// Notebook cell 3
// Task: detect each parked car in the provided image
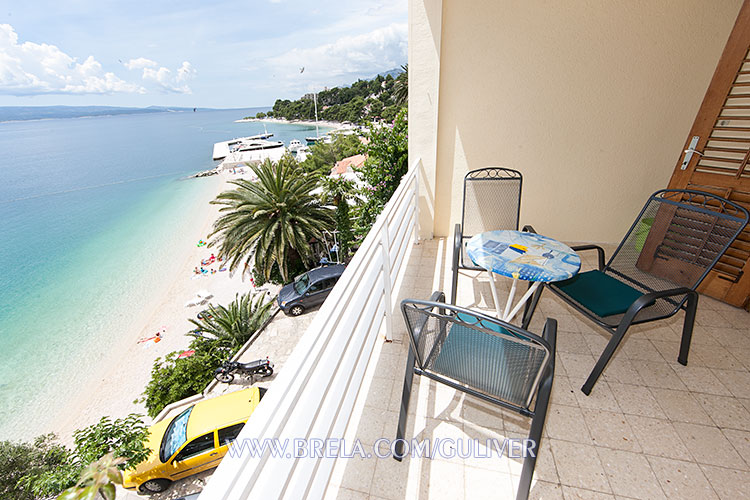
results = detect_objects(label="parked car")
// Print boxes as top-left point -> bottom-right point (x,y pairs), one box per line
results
277,264 -> 346,316
122,386 -> 265,495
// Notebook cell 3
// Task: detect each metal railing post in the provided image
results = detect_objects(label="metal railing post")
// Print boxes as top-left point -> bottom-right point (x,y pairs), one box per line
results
380,222 -> 394,342
414,162 -> 420,245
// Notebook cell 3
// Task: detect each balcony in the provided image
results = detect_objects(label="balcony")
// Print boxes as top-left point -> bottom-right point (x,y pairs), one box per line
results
201,160 -> 750,500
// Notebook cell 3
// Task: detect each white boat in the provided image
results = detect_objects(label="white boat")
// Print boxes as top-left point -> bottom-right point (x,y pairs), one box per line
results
218,139 -> 287,170
212,133 -> 276,160
288,139 -> 303,152
295,146 -> 311,162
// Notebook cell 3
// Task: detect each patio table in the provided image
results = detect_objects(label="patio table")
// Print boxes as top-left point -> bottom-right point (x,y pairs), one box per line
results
466,230 -> 581,321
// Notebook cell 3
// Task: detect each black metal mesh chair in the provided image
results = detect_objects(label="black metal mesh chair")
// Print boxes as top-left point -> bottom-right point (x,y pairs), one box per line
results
524,189 -> 749,395
395,292 -> 557,500
451,168 -> 535,305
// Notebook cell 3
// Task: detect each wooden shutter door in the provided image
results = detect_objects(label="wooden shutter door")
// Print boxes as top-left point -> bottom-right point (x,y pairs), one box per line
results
668,0 -> 750,309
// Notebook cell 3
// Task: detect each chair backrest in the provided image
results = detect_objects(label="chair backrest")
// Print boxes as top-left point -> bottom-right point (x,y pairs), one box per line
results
461,168 -> 522,238
606,189 -> 749,318
401,298 -> 552,411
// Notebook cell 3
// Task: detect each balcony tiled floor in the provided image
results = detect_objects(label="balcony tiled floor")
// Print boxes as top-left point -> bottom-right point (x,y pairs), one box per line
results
326,238 -> 750,500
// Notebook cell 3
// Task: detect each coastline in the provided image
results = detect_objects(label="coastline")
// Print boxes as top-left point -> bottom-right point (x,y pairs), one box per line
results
25,172 -> 255,445
235,117 -> 344,130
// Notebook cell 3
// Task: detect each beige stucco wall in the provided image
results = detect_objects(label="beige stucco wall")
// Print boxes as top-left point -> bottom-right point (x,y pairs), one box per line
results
411,0 -> 744,242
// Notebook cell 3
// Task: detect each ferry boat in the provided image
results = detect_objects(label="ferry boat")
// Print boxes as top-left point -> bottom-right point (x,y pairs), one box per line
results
288,139 -> 303,152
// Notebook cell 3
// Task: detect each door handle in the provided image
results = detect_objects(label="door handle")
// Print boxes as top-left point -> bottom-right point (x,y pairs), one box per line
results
681,136 -> 702,170
210,452 -> 218,456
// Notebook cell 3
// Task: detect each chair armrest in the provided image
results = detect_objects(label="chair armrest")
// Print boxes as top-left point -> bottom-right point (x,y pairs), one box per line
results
451,225 -> 462,305
541,317 -> 557,356
570,244 -> 606,271
621,287 -> 696,325
521,225 -> 537,234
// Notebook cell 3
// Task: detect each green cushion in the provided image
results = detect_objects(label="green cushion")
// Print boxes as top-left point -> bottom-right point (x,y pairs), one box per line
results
555,270 -> 646,317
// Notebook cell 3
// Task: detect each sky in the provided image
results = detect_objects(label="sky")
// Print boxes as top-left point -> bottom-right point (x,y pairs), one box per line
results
0,0 -> 407,108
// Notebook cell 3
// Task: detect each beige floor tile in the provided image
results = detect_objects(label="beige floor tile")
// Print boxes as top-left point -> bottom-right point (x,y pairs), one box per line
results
581,333 -> 609,357
700,465 -> 750,500
545,404 -> 593,444
558,330 -> 595,354
600,357 -> 644,386
695,393 -> 750,431
560,486 -> 616,499
671,365 -> 732,396
463,465 -> 515,499
622,339 -> 665,361
420,458 -> 466,500
712,369 -> 750,399
700,326 -> 750,350
458,396 -> 505,431
649,341 -> 683,364
633,362 -> 687,391
560,352 -> 598,381
572,382 -> 621,413
551,375 -> 580,407
609,383 -> 667,419
331,487 -> 370,500
648,388 -> 712,425
369,455 -> 412,500
550,439 -> 612,493
672,422 -> 746,469
339,455 -> 377,493
626,415 -> 692,461
690,344 -> 746,371
528,480 -> 564,500
583,409 -> 641,452
596,447 -> 666,499
695,308 -> 734,329
647,456 -> 718,500
721,428 -> 750,467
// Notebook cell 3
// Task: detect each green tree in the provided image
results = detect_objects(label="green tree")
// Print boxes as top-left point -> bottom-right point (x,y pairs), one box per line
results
256,111 -> 266,119
300,135 -> 362,176
8,415 -> 150,499
210,155 -> 334,281
0,434 -> 69,500
189,292 -> 274,350
57,453 -> 124,500
355,108 -> 409,235
320,176 -> 356,260
392,65 -> 408,107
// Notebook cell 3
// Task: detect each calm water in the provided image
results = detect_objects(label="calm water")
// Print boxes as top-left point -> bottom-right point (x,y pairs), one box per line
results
0,109 -> 323,438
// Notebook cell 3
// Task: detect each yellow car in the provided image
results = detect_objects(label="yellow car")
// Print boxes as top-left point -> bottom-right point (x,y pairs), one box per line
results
123,386 -> 265,494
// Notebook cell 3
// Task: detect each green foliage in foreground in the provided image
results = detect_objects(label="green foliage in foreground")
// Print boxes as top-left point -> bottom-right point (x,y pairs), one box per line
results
57,453 -> 124,500
1,415 -> 149,500
139,292 -> 275,418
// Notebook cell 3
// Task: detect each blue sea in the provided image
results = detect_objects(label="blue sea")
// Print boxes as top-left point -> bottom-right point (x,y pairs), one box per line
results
0,109 -> 324,439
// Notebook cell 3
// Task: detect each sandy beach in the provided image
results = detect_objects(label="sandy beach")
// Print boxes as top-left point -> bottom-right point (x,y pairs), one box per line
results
236,116 -> 344,130
45,171 -> 260,445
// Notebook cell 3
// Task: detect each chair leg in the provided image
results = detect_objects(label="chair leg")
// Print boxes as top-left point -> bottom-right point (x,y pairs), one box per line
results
678,291 -> 699,365
394,348 -> 416,461
450,224 -> 462,305
521,283 -> 544,330
581,322 -> 631,395
516,365 -> 553,500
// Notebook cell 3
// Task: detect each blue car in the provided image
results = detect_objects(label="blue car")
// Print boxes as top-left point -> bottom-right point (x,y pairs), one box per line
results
277,264 -> 346,316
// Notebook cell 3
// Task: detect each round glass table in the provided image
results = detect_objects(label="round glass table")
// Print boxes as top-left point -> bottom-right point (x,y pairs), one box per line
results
466,230 -> 581,321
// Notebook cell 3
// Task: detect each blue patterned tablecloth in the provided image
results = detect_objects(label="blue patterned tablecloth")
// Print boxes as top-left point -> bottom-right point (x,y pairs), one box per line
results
466,230 -> 581,282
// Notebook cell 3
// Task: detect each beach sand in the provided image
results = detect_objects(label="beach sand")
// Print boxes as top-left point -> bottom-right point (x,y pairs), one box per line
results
236,117 -> 344,130
50,171 -> 261,444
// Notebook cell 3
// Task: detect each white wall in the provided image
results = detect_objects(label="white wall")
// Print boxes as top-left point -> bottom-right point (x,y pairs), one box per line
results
411,0 -> 744,242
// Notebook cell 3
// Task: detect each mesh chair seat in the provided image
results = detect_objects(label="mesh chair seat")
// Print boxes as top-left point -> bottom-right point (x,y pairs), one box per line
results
395,292 -> 557,500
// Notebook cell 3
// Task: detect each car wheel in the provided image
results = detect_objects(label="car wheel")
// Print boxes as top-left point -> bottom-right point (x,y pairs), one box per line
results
139,478 -> 171,494
289,305 -> 305,316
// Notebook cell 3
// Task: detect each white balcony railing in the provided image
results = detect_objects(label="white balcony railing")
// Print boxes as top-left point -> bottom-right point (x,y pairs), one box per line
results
201,158 -> 422,499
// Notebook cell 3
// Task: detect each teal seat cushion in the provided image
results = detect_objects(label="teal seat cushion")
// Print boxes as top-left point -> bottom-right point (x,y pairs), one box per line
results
555,270 -> 646,317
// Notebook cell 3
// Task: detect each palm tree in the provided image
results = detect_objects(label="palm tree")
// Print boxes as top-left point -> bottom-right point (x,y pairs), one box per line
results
392,64 -> 408,107
210,155 -> 334,281
189,292 -> 274,350
320,176 -> 356,260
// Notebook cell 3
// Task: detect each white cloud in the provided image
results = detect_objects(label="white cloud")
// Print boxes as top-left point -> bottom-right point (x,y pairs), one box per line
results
266,23 -> 406,93
0,24 -> 143,96
124,57 -> 157,70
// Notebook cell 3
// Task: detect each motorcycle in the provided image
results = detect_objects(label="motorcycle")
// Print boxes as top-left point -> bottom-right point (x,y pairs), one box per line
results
214,357 -> 274,383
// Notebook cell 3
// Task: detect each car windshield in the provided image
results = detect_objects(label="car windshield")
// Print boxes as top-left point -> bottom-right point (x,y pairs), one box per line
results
159,406 -> 193,462
293,273 -> 310,294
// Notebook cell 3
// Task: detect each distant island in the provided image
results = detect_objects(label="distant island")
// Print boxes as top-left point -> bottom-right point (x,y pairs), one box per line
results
0,105 -> 210,123
250,66 -> 407,124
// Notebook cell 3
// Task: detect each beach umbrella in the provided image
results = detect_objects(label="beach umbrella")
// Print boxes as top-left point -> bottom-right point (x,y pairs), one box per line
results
178,350 -> 196,359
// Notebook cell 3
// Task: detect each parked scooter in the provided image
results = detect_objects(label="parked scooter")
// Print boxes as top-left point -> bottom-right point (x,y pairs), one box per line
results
214,357 -> 274,383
